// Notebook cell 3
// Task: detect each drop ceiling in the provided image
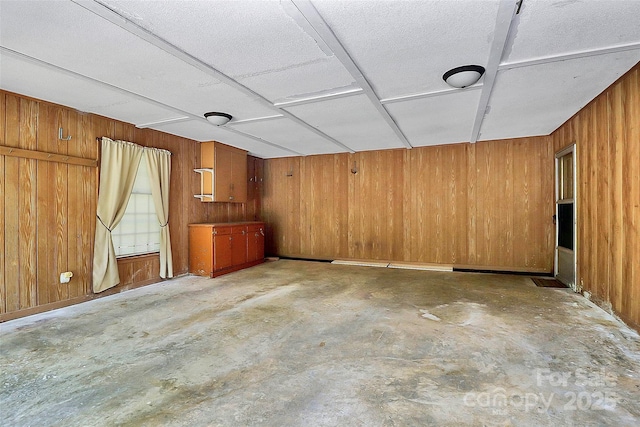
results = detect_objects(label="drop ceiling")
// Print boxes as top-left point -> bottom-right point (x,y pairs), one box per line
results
1,0 -> 639,159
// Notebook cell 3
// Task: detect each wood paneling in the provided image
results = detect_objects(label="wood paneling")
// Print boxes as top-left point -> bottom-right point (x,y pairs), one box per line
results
407,144 -> 468,264
1,90 -> 262,320
0,146 -> 98,167
299,153 -> 349,258
262,157 -> 302,257
0,94 -> 5,313
552,62 -> 640,330
471,138 -> 554,270
246,156 -> 264,221
262,138 -> 555,272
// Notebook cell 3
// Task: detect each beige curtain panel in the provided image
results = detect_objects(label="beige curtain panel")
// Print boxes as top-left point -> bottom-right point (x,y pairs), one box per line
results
93,138 -> 143,293
144,147 -> 174,279
92,137 -> 173,293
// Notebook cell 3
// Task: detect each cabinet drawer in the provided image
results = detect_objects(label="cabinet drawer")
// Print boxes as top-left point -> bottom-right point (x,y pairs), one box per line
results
231,225 -> 248,235
212,226 -> 232,236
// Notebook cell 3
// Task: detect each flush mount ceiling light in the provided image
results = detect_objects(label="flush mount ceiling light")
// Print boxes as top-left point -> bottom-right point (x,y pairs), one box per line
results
204,112 -> 232,126
442,65 -> 486,88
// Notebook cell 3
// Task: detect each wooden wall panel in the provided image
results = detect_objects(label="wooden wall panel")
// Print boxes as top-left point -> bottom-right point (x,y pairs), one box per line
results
262,157 -> 302,257
346,150 -> 406,261
616,65 -> 639,326
35,103 -> 51,306
407,144 -> 468,264
300,153 -> 349,259
77,113 -> 97,298
626,67 -> 639,326
0,93 -> 5,313
247,156 -> 264,222
552,62 -> 640,330
19,99 -> 38,309
262,158 -> 279,255
4,94 -> 23,312
1,89 -> 262,320
472,137 -> 553,270
262,138 -> 555,271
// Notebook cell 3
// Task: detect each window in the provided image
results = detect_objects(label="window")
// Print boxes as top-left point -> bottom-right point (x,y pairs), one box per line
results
111,158 -> 160,257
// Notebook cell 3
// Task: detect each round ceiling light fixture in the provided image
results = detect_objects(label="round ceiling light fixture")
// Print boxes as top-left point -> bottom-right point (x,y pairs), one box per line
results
442,65 -> 486,88
204,112 -> 232,126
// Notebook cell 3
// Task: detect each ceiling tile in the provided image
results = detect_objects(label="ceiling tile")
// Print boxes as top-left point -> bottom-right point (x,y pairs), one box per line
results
150,120 -> 297,158
237,59 -> 357,104
1,0 -> 639,158
100,0 -> 356,102
503,0 -> 640,64
0,53 -> 181,125
230,118 -> 345,156
286,94 -> 405,151
0,0 -> 276,120
310,0 -> 500,99
385,90 -> 482,147
480,50 -> 640,141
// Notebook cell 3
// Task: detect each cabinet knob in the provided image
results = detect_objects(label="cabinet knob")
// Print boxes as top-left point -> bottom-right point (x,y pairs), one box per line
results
242,230 -> 246,235
229,196 -> 234,200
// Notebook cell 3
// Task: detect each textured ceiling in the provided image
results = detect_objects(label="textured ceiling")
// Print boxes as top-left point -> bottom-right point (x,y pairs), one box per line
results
1,0 -> 639,158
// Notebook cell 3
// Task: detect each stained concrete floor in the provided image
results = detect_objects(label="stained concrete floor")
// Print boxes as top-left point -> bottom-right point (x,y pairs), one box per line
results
1,260 -> 640,426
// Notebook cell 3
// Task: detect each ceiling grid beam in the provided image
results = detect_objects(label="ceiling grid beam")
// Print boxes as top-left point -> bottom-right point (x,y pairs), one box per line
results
469,0 -> 520,143
380,86 -> 483,105
288,0 -> 413,149
0,46 -> 301,157
498,41 -> 640,71
72,0 -> 356,154
273,88 -> 364,108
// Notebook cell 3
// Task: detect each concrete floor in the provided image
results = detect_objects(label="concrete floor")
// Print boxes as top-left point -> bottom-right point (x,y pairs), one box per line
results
1,260 -> 639,426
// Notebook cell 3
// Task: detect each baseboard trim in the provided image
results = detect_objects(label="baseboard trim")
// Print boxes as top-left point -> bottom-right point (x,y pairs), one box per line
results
275,255 -> 551,276
0,274 -> 190,323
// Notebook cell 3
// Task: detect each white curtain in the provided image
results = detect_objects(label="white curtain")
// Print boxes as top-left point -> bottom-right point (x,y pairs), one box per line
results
93,138 -> 143,293
144,147 -> 173,279
93,137 -> 173,293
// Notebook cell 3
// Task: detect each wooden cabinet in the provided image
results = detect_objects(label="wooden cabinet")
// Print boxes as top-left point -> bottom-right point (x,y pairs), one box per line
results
212,227 -> 232,272
189,222 -> 265,277
247,223 -> 265,263
230,225 -> 248,267
194,142 -> 247,203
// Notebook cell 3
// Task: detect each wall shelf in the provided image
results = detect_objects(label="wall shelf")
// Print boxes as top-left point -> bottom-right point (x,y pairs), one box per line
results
194,168 -> 214,201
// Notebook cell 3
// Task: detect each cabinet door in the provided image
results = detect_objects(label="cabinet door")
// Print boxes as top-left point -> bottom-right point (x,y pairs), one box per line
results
214,147 -> 233,202
213,233 -> 233,272
198,142 -> 247,203
230,150 -> 247,203
189,226 -> 213,276
231,227 -> 248,266
255,226 -> 265,261
247,225 -> 264,262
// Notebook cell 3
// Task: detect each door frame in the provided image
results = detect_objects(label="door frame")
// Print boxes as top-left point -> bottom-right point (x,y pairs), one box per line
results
554,143 -> 578,291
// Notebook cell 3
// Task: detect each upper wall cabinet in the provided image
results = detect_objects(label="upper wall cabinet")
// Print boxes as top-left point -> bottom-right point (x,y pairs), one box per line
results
195,142 -> 247,203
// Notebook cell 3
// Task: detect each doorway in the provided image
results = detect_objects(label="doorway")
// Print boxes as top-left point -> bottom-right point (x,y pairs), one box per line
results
555,145 -> 577,289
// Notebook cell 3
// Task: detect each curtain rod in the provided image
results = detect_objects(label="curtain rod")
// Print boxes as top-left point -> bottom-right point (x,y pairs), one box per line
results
97,136 -> 172,155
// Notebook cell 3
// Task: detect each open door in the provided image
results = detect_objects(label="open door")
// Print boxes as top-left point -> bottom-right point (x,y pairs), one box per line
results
555,145 -> 577,289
